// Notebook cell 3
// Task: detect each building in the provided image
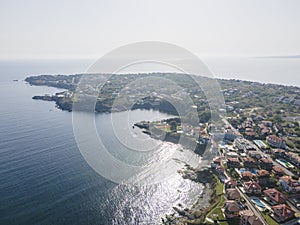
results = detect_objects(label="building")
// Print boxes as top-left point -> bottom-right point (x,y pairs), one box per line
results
273,123 -> 283,133
280,176 -> 300,193
224,129 -> 238,141
242,171 -> 254,181
235,138 -> 248,152
256,169 -> 270,178
263,188 -> 286,205
257,170 -> 270,186
224,201 -> 240,218
285,152 -> 300,168
243,157 -> 257,168
225,179 -> 237,189
272,166 -> 285,177
274,149 -> 286,158
244,181 -> 262,195
259,158 -> 273,171
216,165 -> 225,174
226,188 -> 241,200
248,151 -> 262,160
240,210 -> 263,225
213,157 -> 221,165
226,152 -> 239,158
266,135 -> 286,149
271,204 -> 295,223
262,120 -> 273,127
294,99 -> 300,106
227,158 -> 240,168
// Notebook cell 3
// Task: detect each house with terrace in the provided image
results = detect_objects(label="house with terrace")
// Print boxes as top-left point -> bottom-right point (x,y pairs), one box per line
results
272,166 -> 285,177
239,210 -> 263,225
263,188 -> 286,206
227,157 -> 240,168
248,151 -> 262,160
224,129 -> 238,142
212,157 -> 221,165
259,158 -> 273,171
257,170 -> 270,186
273,149 -> 286,158
244,181 -> 262,195
262,120 -> 273,127
242,157 -> 257,169
266,135 -> 286,149
286,152 -> 300,168
242,171 -> 254,181
226,188 -> 241,200
225,179 -> 237,189
224,201 -> 240,218
280,176 -> 300,193
256,169 -> 270,178
271,204 -> 295,223
244,128 -> 258,140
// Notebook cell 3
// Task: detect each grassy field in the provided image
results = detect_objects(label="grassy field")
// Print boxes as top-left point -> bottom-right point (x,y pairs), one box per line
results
261,212 -> 279,225
206,177 -> 228,224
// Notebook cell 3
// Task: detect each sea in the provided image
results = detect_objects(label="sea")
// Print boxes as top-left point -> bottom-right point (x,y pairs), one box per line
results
0,57 -> 299,225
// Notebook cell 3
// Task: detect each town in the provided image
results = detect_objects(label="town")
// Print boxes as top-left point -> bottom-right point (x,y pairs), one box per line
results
157,110 -> 300,225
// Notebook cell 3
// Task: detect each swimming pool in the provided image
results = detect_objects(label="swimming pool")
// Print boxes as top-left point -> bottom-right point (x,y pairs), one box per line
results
252,198 -> 266,209
253,140 -> 268,149
278,158 -> 294,169
239,168 -> 257,174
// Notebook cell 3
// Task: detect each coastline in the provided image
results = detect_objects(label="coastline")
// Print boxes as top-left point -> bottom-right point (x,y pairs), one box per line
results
134,121 -> 209,156
162,167 -> 220,224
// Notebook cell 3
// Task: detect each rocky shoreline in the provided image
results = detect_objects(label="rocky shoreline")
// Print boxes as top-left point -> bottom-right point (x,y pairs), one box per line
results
134,121 -> 209,156
162,167 -> 218,225
32,92 -> 180,115
133,122 -> 217,224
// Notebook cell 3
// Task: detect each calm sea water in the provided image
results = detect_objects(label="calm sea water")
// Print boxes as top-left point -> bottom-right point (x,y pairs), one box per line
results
204,56 -> 300,87
0,57 -> 299,224
0,60 -> 203,225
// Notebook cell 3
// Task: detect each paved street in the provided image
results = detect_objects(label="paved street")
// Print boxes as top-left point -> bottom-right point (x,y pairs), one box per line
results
236,187 -> 268,225
222,117 -> 296,177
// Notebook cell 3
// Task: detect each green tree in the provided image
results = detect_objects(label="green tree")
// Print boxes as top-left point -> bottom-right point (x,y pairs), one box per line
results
169,120 -> 177,132
273,114 -> 282,123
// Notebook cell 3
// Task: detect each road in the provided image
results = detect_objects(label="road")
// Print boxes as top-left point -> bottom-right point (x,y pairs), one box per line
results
222,117 -> 296,177
271,159 -> 295,177
221,117 -> 299,224
236,187 -> 268,225
220,163 -> 267,225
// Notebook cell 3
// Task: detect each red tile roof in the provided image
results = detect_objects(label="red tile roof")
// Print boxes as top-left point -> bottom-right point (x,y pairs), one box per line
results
217,165 -> 225,172
225,179 -> 237,186
225,201 -> 240,212
260,158 -> 273,164
242,171 -> 254,179
272,166 -> 284,174
263,188 -> 286,203
243,157 -> 256,163
228,158 -> 239,162
267,135 -> 285,143
271,204 -> 295,218
257,170 -> 270,177
280,176 -> 300,187
213,157 -> 221,163
244,181 -> 262,192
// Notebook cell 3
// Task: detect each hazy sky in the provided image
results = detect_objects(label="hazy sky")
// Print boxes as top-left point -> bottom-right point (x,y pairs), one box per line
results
0,0 -> 300,59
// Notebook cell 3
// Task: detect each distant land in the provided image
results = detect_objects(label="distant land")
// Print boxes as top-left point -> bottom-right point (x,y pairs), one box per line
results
257,55 -> 300,59
25,72 -> 300,150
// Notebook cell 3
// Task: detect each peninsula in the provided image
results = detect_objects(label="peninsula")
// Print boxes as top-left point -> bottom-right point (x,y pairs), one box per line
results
26,73 -> 300,224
